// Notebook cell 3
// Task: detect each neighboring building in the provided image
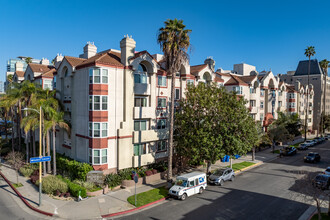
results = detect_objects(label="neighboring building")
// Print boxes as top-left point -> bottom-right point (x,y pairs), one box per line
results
0,81 -> 4,94
279,59 -> 330,131
24,62 -> 56,90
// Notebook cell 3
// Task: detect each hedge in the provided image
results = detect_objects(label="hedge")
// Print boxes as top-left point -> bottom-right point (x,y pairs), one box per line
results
57,175 -> 87,198
56,153 -> 93,181
36,175 -> 68,195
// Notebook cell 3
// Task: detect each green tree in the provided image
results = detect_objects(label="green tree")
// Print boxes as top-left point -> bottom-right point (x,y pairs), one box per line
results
157,19 -> 191,180
274,112 -> 301,137
175,83 -> 258,173
304,46 -> 316,140
267,123 -> 293,153
319,59 -> 329,135
7,75 -> 13,84
5,151 -> 24,184
25,57 -> 33,64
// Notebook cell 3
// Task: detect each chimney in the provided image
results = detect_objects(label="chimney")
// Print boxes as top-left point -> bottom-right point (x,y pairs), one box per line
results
204,57 -> 215,71
79,42 -> 97,59
15,62 -> 24,71
54,54 -> 64,69
40,58 -> 50,65
120,35 -> 136,66
295,80 -> 300,91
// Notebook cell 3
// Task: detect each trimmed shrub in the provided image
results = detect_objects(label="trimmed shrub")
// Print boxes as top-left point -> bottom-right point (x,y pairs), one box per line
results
119,168 -> 135,180
19,163 -> 38,177
73,180 -> 96,191
56,153 -> 93,181
58,175 -> 87,198
39,175 -> 68,195
145,170 -> 153,176
104,173 -> 122,188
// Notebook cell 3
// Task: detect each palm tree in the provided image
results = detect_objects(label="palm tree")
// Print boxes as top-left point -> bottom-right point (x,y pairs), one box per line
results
25,57 -> 33,64
319,59 -> 329,135
157,19 -> 191,180
48,110 -> 70,175
304,46 -> 316,141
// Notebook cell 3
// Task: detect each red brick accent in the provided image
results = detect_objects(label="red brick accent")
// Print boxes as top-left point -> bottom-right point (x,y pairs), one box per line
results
76,133 -> 90,140
63,100 -> 71,103
89,138 -> 108,148
289,99 -> 295,102
93,164 -> 108,171
288,108 -> 295,112
89,84 -> 108,95
89,111 -> 108,122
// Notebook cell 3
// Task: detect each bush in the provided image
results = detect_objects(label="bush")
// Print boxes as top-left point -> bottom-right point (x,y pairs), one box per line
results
58,175 -> 87,198
104,173 -> 122,188
38,175 -> 68,195
73,180 -> 96,192
119,168 -> 135,180
148,161 -> 168,172
145,170 -> 153,176
19,163 -> 38,177
56,153 -> 93,181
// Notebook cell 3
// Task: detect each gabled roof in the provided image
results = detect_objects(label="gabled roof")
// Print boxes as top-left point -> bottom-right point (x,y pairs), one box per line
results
15,71 -> 25,78
190,64 -> 208,75
224,75 -> 249,86
129,50 -> 159,64
76,51 -> 123,70
286,85 -> 296,93
65,56 -> 86,67
240,75 -> 257,84
294,59 -> 323,76
42,69 -> 56,78
28,63 -> 54,74
214,75 -> 224,83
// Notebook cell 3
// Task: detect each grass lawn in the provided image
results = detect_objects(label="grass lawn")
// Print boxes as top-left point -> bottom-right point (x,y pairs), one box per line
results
127,186 -> 168,207
228,161 -> 255,171
12,182 -> 23,188
311,213 -> 330,220
290,141 -> 304,148
272,149 -> 280,154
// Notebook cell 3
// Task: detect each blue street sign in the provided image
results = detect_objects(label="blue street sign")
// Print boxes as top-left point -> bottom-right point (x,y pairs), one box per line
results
30,156 -> 51,163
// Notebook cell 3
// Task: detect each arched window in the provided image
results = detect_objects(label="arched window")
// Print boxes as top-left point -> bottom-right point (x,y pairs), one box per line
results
64,68 -> 68,77
134,64 -> 147,84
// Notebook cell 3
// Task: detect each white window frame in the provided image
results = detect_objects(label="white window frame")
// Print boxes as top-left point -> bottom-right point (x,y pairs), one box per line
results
89,148 -> 107,165
260,89 -> 265,96
133,143 -> 147,156
89,95 -> 108,111
89,68 -> 108,84
157,97 -> 167,108
43,79 -> 53,90
233,86 -> 242,95
134,120 -> 147,131
250,100 -> 256,107
157,140 -> 167,152
158,76 -> 166,87
175,88 -> 180,100
134,97 -> 148,107
157,119 -> 166,130
260,101 -> 264,109
89,122 -> 108,138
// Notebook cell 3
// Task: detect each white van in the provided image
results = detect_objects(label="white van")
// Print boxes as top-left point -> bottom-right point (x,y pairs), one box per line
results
169,172 -> 207,200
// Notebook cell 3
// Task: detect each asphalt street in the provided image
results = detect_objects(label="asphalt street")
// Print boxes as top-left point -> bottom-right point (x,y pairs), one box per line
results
117,140 -> 330,220
0,177 -> 46,220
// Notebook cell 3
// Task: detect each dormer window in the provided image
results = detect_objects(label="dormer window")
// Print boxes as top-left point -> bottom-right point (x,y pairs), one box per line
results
134,64 -> 147,84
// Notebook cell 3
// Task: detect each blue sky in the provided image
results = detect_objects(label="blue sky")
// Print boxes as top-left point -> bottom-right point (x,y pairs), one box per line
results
1,0 -> 330,81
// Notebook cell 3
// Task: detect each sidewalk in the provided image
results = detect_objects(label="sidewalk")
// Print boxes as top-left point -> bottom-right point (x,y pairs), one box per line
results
0,143 -> 301,219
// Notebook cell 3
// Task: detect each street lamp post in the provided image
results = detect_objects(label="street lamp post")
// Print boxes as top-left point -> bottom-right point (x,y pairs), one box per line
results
23,107 -> 42,207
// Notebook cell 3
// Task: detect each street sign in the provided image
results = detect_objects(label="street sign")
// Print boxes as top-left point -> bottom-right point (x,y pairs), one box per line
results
134,174 -> 138,183
30,156 -> 51,163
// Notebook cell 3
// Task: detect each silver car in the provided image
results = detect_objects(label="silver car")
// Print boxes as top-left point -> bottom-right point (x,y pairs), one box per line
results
208,168 -> 235,186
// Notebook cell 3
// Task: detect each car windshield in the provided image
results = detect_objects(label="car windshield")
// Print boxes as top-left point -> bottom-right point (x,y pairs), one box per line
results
326,168 -> 330,172
175,179 -> 188,187
213,169 -> 225,176
308,153 -> 315,157
316,176 -> 327,181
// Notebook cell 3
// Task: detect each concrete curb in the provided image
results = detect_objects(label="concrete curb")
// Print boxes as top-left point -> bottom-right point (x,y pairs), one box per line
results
0,170 -> 54,217
235,162 -> 263,174
101,196 -> 168,218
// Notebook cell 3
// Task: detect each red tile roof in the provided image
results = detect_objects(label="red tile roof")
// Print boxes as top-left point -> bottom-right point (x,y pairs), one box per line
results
76,51 -> 123,69
240,75 -> 257,84
65,56 -> 86,67
15,71 -> 25,77
129,50 -> 159,64
190,64 -> 208,75
28,63 -> 54,74
224,75 -> 249,86
214,76 -> 224,83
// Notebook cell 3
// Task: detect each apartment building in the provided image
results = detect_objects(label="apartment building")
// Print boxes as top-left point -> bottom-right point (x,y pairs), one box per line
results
279,59 -> 329,131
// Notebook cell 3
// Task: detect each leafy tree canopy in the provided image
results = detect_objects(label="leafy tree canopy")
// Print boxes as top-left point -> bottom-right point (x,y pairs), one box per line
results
174,83 -> 258,170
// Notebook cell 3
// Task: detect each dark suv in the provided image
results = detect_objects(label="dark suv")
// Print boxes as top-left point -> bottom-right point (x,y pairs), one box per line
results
304,152 -> 321,163
313,174 -> 330,190
282,146 -> 297,156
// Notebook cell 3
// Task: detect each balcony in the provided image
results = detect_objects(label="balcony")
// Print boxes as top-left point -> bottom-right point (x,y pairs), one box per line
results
250,106 -> 258,114
133,129 -> 168,143
134,107 -> 155,119
133,153 -> 155,167
134,83 -> 151,95
250,93 -> 257,100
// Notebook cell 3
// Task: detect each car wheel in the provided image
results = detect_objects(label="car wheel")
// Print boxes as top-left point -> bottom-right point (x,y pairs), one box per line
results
199,187 -> 204,194
219,179 -> 224,186
181,193 -> 187,201
230,175 -> 235,182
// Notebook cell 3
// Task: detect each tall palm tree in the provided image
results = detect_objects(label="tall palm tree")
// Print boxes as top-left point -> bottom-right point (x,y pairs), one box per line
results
48,110 -> 70,175
25,57 -> 33,64
158,19 -> 191,180
304,46 -> 316,141
319,59 -> 329,135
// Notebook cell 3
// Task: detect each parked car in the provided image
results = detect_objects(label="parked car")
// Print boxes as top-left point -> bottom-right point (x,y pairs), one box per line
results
282,146 -> 297,156
298,143 -> 309,150
169,172 -> 207,200
314,137 -> 325,144
304,152 -> 321,163
305,140 -> 316,147
208,168 -> 235,186
324,167 -> 330,175
312,174 -> 330,190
